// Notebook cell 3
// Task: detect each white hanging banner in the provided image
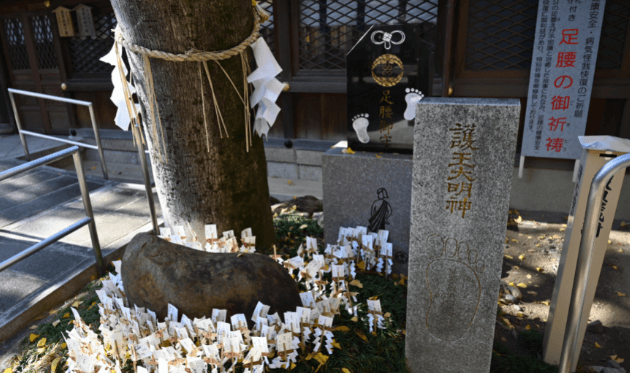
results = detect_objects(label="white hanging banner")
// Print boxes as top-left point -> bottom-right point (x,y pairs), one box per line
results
247,37 -> 283,138
521,0 -> 606,159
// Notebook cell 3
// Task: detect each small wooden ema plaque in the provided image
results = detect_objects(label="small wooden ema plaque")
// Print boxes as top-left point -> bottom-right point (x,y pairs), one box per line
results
52,6 -> 75,37
73,4 -> 96,39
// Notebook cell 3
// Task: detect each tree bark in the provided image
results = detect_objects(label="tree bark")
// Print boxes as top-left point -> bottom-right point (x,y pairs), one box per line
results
110,0 -> 276,246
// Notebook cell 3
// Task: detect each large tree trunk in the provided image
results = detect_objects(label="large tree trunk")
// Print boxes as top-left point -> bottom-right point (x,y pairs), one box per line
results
110,0 -> 276,246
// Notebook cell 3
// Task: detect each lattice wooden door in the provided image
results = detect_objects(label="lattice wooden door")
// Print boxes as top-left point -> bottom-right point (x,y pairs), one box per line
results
0,10 -> 71,134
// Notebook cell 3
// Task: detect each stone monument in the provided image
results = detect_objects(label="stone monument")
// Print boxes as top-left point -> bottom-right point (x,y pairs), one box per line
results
323,24 -> 432,274
543,136 -> 630,371
322,149 -> 412,275
406,98 -> 520,372
346,24 -> 431,153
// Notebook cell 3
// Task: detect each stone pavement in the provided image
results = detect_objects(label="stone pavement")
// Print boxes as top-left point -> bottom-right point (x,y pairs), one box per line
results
0,134 -> 65,160
0,136 -> 161,343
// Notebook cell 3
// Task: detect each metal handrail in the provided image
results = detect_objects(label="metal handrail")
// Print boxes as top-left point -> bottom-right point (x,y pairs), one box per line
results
0,146 -> 104,276
558,153 -> 630,373
6,88 -> 158,236
8,88 -> 109,180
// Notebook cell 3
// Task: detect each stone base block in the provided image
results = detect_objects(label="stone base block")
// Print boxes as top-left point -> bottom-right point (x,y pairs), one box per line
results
322,148 -> 412,275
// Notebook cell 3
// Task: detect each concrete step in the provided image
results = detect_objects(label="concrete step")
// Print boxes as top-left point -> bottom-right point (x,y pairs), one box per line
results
0,180 -> 106,228
0,170 -> 61,197
62,160 -> 153,184
268,177 -> 323,201
0,175 -> 78,212
0,180 -> 162,343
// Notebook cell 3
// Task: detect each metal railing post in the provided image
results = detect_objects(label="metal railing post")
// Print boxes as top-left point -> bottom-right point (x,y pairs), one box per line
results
72,151 -> 104,276
88,104 -> 108,180
8,91 -> 30,160
7,88 -> 109,180
558,152 -> 630,373
134,124 -> 159,235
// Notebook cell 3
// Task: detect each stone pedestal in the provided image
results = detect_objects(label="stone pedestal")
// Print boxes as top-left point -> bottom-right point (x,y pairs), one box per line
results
322,148 -> 412,275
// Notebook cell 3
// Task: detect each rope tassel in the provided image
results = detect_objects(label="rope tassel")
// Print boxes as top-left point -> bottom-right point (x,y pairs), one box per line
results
252,0 -> 270,23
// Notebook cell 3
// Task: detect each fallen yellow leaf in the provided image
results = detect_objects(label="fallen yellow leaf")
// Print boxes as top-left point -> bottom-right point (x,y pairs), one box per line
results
61,343 -> 67,349
355,330 -> 369,342
334,326 -> 350,332
501,318 -> 512,328
52,320 -> 60,327
615,357 -> 624,363
619,292 -> 626,297
343,148 -> 355,155
525,325 -> 531,330
368,296 -> 379,300
517,283 -> 527,288
50,357 -> 61,373
357,261 -> 366,270
63,313 -> 70,319
608,240 -> 612,244
512,265 -> 520,270
29,334 -> 39,342
612,265 -> 618,270
3,368 -> 12,373
342,369 -> 351,373
511,239 -> 518,243
72,301 -> 80,308
622,222 -> 627,227
313,352 -> 329,365
384,312 -> 391,319
501,337 -> 507,341
37,338 -> 46,347
349,279 -> 363,288
375,154 -> 381,158
332,342 -> 341,349
504,255 -> 514,260
536,267 -> 543,272
541,300 -> 550,306
595,342 -> 602,348
539,235 -> 545,240
526,274 -> 532,279
29,325 -> 38,330
350,316 -> 358,322
519,255 -> 525,261
299,224 -> 307,230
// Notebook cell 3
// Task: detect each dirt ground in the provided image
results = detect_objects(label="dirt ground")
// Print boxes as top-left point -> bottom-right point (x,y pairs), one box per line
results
496,210 -> 630,371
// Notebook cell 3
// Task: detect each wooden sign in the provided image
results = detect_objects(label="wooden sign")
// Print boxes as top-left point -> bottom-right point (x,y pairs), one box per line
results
52,6 -> 75,37
73,4 -> 96,39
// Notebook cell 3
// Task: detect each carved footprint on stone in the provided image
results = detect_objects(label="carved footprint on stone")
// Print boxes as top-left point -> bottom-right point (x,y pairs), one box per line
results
352,113 -> 370,143
425,238 -> 484,341
403,88 -> 424,120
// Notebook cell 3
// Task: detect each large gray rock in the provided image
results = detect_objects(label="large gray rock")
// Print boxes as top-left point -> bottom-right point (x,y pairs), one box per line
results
122,233 -> 302,324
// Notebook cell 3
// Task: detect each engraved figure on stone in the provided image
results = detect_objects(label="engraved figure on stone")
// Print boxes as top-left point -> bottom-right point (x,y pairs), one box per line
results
368,188 -> 393,233
424,234 -> 485,341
